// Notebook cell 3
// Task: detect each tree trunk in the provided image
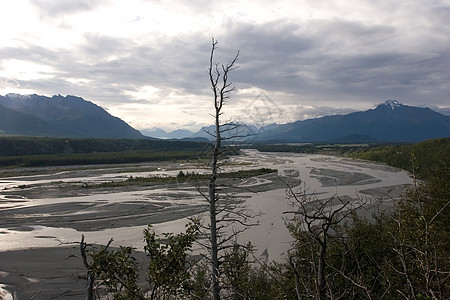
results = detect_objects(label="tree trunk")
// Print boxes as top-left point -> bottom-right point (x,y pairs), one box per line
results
80,235 -> 94,300
209,106 -> 221,300
207,37 -> 239,300
317,233 -> 327,300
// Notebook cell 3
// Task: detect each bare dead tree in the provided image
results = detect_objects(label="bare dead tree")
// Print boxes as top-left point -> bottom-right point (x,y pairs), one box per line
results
80,235 -> 94,300
207,37 -> 238,300
283,180 -> 365,300
201,37 -> 259,300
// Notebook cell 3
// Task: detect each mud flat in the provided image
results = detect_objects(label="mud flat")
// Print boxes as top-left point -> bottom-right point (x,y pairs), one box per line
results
0,150 -> 414,298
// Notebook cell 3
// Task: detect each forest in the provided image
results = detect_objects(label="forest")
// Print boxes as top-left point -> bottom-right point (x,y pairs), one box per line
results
349,137 -> 450,180
0,136 -> 210,167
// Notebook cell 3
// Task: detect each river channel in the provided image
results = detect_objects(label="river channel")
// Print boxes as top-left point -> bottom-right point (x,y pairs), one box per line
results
0,150 -> 413,258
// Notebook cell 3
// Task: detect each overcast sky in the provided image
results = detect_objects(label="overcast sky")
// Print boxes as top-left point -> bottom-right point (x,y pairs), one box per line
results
0,0 -> 449,131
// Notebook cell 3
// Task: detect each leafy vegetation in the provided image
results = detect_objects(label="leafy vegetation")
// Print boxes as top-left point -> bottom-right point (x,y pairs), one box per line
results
82,222 -> 199,299
323,166 -> 449,299
349,137 -> 450,179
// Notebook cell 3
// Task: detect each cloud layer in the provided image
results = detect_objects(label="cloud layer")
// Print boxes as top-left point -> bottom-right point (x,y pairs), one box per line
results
1,0 -> 449,130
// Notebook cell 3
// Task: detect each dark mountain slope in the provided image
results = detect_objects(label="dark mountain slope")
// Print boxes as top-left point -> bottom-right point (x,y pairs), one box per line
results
0,94 -> 145,139
257,100 -> 450,143
0,103 -> 61,136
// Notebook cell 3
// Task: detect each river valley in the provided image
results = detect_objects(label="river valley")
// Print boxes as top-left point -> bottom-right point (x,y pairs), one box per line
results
0,150 -> 414,298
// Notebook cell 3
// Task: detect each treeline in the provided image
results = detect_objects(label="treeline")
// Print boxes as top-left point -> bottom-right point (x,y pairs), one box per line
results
0,136 -> 212,167
0,136 -> 209,156
349,137 -> 450,179
0,150 -> 208,168
252,143 -> 376,155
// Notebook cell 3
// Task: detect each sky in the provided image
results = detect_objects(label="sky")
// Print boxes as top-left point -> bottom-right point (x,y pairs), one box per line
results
0,0 -> 449,131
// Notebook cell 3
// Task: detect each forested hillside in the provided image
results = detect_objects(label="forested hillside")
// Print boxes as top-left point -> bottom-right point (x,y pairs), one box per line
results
350,137 -> 450,179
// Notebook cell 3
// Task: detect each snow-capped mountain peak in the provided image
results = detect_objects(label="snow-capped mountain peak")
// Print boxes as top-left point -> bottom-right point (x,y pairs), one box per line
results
6,93 -> 33,100
382,99 -> 402,110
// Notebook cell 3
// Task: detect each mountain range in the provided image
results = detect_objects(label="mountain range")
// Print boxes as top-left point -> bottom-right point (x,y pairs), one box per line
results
1,94 -> 448,143
146,100 -> 450,143
255,100 -> 450,143
140,128 -> 195,139
0,94 -> 145,139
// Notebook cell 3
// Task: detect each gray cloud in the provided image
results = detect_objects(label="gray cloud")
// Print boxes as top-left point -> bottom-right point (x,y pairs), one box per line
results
2,0 -> 449,130
4,18 -> 449,105
30,0 -> 106,16
218,17 -> 450,107
0,45 -> 62,67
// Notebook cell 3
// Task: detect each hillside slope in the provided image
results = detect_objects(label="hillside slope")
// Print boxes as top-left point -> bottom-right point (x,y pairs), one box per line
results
0,94 -> 145,139
350,137 -> 450,179
257,100 -> 450,143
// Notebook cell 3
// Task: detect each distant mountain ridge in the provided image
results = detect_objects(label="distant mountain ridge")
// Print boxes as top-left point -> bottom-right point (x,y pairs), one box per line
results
255,100 -> 450,143
141,127 -> 195,139
181,100 -> 449,143
3,95 -> 448,143
0,94 -> 145,139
